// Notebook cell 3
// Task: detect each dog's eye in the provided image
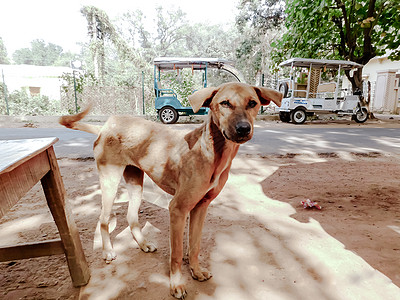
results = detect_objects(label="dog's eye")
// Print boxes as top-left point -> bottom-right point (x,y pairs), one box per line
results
247,100 -> 258,109
220,100 -> 232,108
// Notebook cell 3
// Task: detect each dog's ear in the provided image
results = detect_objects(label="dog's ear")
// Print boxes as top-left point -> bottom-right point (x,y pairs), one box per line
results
254,87 -> 283,107
189,87 -> 219,113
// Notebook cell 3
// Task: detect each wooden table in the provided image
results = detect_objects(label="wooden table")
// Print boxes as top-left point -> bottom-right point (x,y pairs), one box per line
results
0,138 -> 90,287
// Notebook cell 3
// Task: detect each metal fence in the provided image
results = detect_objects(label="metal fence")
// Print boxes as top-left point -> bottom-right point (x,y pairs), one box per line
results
60,86 -> 145,115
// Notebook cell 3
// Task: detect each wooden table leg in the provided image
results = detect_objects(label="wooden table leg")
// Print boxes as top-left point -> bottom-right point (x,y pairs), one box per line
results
40,147 -> 90,287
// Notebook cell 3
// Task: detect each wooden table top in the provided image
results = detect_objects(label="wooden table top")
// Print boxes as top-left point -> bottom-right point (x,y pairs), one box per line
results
0,137 -> 59,174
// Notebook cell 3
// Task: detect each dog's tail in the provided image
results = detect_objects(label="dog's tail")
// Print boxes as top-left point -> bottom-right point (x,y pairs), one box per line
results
59,102 -> 102,135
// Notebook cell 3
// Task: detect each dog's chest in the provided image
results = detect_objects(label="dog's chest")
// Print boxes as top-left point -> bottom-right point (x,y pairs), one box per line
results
207,152 -> 233,192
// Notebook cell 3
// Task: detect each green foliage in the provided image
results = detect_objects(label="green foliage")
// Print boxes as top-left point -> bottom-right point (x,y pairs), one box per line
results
81,5 -> 145,85
235,0 -> 285,83
161,69 -> 196,106
81,5 -> 240,95
273,0 -> 400,65
236,37 -> 263,72
0,37 -> 9,64
3,89 -> 60,115
12,39 -> 66,66
0,84 -> 6,113
271,0 -> 400,91
61,71 -> 99,94
60,71 -> 101,113
236,0 -> 285,34
155,6 -> 188,56
117,7 -> 239,60
53,51 -> 79,67
185,24 -> 238,59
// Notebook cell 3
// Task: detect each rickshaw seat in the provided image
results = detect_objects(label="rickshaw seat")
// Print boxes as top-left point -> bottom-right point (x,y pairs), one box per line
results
317,82 -> 336,93
155,79 -> 176,98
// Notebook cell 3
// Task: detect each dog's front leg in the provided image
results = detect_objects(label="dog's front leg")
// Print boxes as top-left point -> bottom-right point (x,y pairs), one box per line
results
189,198 -> 212,281
169,198 -> 189,299
188,169 -> 229,281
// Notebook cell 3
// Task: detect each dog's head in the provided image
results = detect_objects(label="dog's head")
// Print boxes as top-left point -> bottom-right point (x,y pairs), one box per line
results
189,82 -> 282,144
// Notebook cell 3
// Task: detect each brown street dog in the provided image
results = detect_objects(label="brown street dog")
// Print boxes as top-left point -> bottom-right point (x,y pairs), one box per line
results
59,82 -> 282,298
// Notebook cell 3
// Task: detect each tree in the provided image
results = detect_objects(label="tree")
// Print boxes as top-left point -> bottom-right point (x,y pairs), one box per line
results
235,0 -> 285,83
273,0 -> 400,93
53,51 -> 78,67
118,7 -> 191,58
81,6 -> 144,84
184,23 -> 238,59
0,37 -> 10,64
12,39 -> 64,66
236,0 -> 285,33
154,6 -> 188,56
114,7 -> 239,87
117,10 -> 152,49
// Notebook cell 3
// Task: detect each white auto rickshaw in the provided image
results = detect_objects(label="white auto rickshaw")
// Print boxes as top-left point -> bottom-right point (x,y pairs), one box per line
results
277,58 -> 368,124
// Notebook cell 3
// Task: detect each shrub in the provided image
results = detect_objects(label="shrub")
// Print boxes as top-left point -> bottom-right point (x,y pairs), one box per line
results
6,89 -> 61,115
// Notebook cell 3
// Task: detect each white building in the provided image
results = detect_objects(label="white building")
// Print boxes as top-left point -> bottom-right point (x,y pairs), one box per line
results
0,64 -> 74,100
362,55 -> 400,114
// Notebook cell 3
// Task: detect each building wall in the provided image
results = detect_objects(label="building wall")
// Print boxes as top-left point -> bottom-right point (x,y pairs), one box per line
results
0,64 -> 73,100
363,57 -> 400,83
362,56 -> 400,113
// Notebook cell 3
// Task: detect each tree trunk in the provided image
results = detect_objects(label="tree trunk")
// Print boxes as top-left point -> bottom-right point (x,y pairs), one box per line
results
91,14 -> 105,84
345,67 -> 363,94
344,67 -> 374,118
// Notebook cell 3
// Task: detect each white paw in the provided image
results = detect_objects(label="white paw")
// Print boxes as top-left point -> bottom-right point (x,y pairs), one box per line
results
170,283 -> 187,299
103,250 -> 116,263
170,270 -> 186,299
140,241 -> 157,253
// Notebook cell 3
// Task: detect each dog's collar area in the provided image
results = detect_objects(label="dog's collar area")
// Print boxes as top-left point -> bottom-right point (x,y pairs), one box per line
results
209,121 -> 226,156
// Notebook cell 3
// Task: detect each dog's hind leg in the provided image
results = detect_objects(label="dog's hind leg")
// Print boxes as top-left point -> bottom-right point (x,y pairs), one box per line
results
124,165 -> 157,253
98,163 -> 125,263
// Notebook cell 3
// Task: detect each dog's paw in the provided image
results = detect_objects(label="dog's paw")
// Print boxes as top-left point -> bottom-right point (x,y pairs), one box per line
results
190,266 -> 212,282
170,270 -> 186,299
139,241 -> 157,253
170,283 -> 187,299
102,250 -> 116,263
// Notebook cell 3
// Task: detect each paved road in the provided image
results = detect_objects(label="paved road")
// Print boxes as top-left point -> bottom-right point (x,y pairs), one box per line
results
0,128 -> 96,159
241,126 -> 400,156
1,125 -> 400,158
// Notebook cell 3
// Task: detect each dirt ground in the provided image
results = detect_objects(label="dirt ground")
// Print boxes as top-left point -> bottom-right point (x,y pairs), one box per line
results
1,118 -> 400,299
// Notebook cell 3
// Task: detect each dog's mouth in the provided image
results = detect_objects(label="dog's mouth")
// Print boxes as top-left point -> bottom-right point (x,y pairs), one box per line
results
223,130 -> 252,144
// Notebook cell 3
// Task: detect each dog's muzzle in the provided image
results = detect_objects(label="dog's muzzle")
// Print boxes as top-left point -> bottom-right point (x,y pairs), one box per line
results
224,121 -> 252,144
235,121 -> 251,138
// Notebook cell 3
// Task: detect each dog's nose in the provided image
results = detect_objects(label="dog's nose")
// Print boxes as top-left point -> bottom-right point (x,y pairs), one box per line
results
235,122 -> 251,137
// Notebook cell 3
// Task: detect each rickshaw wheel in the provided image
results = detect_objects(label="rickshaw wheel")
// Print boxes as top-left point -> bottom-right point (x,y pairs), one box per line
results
353,108 -> 368,123
291,108 -> 307,124
159,106 -> 179,124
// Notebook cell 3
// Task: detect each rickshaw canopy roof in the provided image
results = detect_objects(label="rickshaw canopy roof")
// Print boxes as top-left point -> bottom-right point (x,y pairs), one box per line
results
279,58 -> 363,69
154,57 -> 235,70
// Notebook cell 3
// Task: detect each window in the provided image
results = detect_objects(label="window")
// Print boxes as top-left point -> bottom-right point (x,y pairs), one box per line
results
29,86 -> 40,96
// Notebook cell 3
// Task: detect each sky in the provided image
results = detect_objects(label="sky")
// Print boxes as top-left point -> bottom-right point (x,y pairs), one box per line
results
0,0 -> 239,57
